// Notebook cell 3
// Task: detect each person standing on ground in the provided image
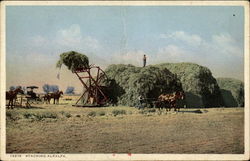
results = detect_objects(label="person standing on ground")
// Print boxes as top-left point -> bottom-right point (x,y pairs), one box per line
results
138,95 -> 144,109
143,54 -> 147,67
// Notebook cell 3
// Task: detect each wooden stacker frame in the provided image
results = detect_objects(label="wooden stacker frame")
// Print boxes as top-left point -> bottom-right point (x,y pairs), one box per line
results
73,65 -> 109,107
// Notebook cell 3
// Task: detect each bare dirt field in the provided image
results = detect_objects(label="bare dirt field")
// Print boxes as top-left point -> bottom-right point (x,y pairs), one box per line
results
6,99 -> 244,154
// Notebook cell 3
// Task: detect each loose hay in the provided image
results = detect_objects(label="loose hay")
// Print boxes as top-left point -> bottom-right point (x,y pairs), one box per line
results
217,77 -> 244,107
56,51 -> 89,71
156,63 -> 224,108
103,64 -> 183,107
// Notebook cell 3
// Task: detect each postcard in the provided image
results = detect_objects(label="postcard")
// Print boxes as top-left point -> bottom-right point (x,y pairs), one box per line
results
1,1 -> 249,161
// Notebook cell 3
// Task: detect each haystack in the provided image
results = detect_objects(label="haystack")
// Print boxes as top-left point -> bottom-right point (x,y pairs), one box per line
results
103,64 -> 183,107
156,63 -> 224,108
216,78 -> 244,107
56,51 -> 89,71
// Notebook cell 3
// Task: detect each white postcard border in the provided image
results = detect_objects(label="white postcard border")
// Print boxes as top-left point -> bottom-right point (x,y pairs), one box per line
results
1,1 -> 249,161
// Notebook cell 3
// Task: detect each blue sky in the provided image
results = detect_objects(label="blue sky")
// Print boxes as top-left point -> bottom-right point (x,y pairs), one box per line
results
6,6 -> 244,92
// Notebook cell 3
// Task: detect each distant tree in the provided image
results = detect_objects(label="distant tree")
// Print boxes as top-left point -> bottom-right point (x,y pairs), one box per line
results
50,85 -> 59,92
9,86 -> 16,91
43,84 -> 59,93
65,86 -> 75,94
9,85 -> 25,93
22,86 -> 26,94
43,84 -> 50,93
16,85 -> 22,89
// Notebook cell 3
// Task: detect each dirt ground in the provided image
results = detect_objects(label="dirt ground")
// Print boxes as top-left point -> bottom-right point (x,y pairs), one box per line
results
6,101 -> 244,154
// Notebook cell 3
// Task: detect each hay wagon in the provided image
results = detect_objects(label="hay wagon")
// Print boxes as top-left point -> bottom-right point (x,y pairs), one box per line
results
25,86 -> 42,106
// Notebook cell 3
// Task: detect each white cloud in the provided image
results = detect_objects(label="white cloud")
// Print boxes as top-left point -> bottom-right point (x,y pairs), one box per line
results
56,24 -> 82,46
111,50 -> 147,67
158,45 -> 185,58
212,33 -> 234,44
158,31 -> 243,61
156,31 -> 244,80
29,24 -> 100,53
110,31 -> 243,79
30,35 -> 48,46
152,44 -> 197,64
157,45 -> 183,62
59,24 -> 81,38
160,31 -> 202,46
55,24 -> 100,51
83,36 -> 100,50
211,33 -> 242,57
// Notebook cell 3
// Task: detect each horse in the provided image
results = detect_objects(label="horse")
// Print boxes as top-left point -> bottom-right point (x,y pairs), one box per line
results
43,93 -> 52,104
6,87 -> 24,109
156,91 -> 185,112
156,93 -> 174,111
50,91 -> 63,104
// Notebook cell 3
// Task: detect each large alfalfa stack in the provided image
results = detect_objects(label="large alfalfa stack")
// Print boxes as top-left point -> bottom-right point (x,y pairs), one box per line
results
104,64 -> 183,107
157,63 -> 224,108
216,78 -> 244,107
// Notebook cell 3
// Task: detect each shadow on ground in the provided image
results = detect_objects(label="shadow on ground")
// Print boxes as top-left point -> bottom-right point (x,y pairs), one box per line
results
180,109 -> 208,114
13,106 -> 45,109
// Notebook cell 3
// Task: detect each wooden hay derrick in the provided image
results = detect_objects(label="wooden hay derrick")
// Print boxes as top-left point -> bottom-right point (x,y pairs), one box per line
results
73,65 -> 109,107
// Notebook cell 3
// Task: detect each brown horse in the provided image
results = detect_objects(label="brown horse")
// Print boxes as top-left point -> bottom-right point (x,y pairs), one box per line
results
43,93 -> 52,104
6,87 -> 24,109
49,91 -> 63,104
157,91 -> 185,111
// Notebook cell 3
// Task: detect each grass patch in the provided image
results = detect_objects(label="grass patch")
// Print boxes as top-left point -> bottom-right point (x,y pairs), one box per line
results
138,108 -> 157,115
87,111 -> 96,117
148,108 -> 156,113
59,111 -> 65,115
41,112 -> 58,119
97,111 -> 106,116
22,112 -> 58,121
65,113 -> 72,118
6,111 -> 21,121
112,109 -> 126,116
60,111 -> 72,118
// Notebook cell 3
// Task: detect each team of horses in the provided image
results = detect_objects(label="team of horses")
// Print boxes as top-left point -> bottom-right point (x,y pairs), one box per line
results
155,91 -> 185,112
6,88 -> 63,108
43,91 -> 64,104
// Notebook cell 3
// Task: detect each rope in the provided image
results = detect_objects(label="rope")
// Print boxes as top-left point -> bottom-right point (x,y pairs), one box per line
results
57,66 -> 61,80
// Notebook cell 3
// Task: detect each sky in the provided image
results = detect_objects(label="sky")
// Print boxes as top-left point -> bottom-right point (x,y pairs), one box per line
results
6,6 -> 245,93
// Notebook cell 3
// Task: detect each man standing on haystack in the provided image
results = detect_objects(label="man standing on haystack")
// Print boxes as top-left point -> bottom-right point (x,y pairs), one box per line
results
143,54 -> 147,67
